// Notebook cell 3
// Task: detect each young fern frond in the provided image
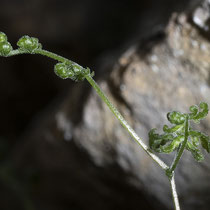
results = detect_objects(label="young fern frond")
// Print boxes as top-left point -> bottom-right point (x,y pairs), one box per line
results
0,32 -> 13,56
0,32 -> 94,82
149,102 -> 210,163
1,31 -> 210,210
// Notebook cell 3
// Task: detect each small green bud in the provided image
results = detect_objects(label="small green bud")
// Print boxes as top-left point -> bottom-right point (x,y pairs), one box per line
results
0,32 -> 8,43
71,64 -> 81,75
0,41 -> 13,56
167,111 -> 186,125
54,62 -> 93,81
189,105 -> 198,116
54,62 -> 74,79
17,35 -> 42,53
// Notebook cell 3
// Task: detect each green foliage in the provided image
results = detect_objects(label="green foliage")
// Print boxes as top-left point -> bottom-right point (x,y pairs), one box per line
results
167,111 -> 186,125
149,102 -> 210,162
0,42 -> 13,56
1,31 -> 210,209
17,35 -> 42,53
189,102 -> 208,123
0,32 -> 13,56
0,32 -> 7,42
54,62 -> 94,81
0,32 -> 94,82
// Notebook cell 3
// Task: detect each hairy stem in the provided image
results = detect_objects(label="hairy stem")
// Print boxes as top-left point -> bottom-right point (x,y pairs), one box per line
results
165,116 -> 190,210
8,48 -> 168,170
35,49 -> 71,64
9,49 -> 72,64
8,48 -> 176,208
169,175 -> 180,210
169,116 -> 189,173
85,74 -> 168,170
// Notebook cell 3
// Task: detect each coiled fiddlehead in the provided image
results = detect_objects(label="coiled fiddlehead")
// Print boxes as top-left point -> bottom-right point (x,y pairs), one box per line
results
149,102 -> 210,162
54,62 -> 94,81
17,35 -> 42,53
0,32 -> 13,56
1,32 -> 210,210
0,32 -> 94,82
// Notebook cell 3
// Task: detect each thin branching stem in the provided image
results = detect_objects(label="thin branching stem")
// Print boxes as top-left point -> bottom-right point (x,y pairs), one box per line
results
7,49 -> 169,169
7,47 -> 182,208
165,116 -> 189,210
169,175 -> 180,210
9,49 -> 71,64
169,116 -> 189,173
1,33 -> 209,210
35,49 -> 71,63
85,74 -> 168,170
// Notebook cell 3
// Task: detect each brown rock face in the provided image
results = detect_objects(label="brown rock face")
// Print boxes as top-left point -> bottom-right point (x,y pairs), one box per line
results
72,13 -> 210,209
9,4 -> 210,210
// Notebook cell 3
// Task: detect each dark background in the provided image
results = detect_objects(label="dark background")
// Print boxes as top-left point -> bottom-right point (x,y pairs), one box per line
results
0,0 -> 202,210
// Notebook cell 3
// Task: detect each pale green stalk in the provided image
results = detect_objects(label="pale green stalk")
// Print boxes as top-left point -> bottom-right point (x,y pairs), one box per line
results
8,48 -> 169,169
85,74 -> 168,170
170,175 -> 180,210
6,47 -> 186,210
169,116 -> 189,173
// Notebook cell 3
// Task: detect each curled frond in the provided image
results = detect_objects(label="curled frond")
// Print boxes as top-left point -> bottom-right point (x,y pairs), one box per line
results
149,102 -> 210,162
186,141 -> 204,162
0,32 -> 13,56
0,42 -> 13,56
0,32 -> 8,43
163,124 -> 184,134
189,102 -> 209,123
160,135 -> 184,153
149,129 -> 174,153
200,134 -> 210,153
189,130 -> 210,153
54,62 -> 94,82
17,35 -> 42,53
167,111 -> 186,125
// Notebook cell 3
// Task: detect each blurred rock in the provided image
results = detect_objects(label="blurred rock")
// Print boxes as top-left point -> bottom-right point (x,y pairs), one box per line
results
192,0 -> 210,31
71,12 -> 210,210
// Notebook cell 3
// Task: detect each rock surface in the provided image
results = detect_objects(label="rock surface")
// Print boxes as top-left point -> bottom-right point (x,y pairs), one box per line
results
72,12 -> 210,209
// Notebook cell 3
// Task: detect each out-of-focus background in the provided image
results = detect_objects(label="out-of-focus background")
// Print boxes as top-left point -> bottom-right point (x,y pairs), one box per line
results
1,0 -> 210,210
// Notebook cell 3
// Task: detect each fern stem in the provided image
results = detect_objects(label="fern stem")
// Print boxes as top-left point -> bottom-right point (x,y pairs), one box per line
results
170,175 -> 180,210
169,116 -> 189,173
85,74 -> 168,170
